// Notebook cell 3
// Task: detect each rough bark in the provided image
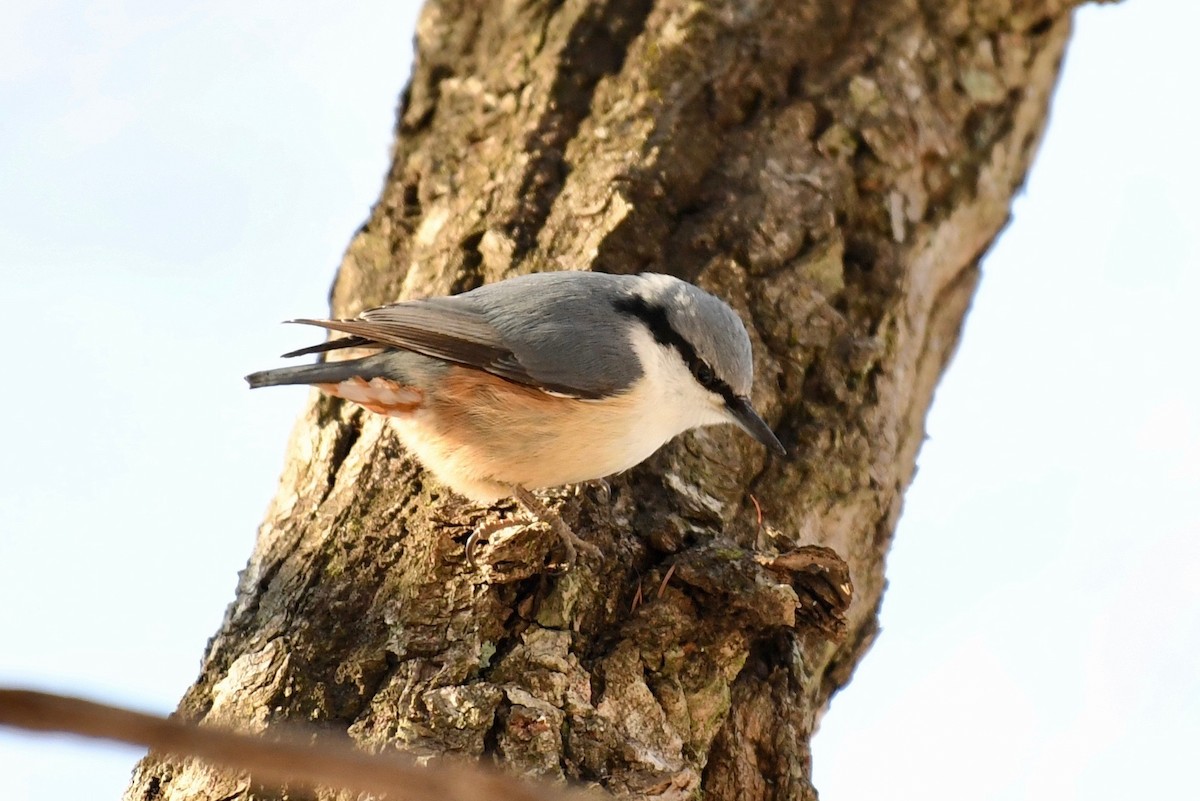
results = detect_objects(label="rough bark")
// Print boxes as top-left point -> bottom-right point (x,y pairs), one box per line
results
126,1 -> 1082,799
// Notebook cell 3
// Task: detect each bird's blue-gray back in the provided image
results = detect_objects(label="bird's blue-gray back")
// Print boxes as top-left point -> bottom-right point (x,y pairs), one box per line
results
448,271 -> 645,398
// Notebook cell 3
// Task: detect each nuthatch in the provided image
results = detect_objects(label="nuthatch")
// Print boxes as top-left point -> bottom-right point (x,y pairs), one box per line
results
246,271 -> 785,567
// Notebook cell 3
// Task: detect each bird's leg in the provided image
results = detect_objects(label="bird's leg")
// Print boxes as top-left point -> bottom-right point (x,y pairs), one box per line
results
511,485 -> 602,569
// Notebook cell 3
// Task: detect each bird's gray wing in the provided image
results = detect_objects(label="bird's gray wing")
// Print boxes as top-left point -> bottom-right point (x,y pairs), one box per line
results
290,272 -> 644,399
290,297 -> 608,398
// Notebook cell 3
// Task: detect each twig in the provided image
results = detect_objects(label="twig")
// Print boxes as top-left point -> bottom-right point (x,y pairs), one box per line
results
0,688 -> 599,801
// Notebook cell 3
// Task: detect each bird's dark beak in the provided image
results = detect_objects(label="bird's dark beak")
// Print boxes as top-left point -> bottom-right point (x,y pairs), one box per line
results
727,395 -> 786,456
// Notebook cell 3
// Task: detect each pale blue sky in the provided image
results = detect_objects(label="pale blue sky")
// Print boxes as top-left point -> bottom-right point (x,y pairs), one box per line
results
1,2 -> 1196,800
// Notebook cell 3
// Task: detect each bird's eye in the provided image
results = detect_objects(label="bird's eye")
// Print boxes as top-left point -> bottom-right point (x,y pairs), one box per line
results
695,363 -> 718,390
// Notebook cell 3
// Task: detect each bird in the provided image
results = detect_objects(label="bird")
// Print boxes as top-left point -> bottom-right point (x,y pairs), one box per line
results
246,270 -> 785,568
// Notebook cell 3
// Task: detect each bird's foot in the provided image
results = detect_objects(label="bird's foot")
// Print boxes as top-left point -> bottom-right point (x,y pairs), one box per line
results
571,478 -> 611,505
465,517 -> 526,569
512,486 -> 601,571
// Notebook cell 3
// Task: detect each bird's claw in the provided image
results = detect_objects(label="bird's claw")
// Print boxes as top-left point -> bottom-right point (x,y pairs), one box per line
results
572,478 -> 611,505
465,504 -> 599,572
465,517 -> 523,568
547,527 -> 600,572
465,518 -> 596,572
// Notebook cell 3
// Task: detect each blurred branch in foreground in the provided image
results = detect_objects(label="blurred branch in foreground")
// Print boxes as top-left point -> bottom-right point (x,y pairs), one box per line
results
0,688 -> 596,801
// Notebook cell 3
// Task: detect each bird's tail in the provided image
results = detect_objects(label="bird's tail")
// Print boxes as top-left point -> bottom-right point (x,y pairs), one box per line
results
245,358 -> 377,389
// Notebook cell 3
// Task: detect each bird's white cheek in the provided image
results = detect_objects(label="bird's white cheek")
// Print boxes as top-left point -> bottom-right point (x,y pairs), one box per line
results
624,327 -> 725,436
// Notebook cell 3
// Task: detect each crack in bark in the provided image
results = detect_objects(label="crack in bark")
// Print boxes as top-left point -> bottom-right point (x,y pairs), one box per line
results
318,414 -> 363,508
506,0 -> 655,264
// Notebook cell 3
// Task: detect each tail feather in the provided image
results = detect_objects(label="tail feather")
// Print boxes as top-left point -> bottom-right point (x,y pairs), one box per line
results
280,335 -> 375,359
245,358 -> 376,389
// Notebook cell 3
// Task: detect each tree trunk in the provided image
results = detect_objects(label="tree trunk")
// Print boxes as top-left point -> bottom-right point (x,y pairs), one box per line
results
126,1 -> 1080,799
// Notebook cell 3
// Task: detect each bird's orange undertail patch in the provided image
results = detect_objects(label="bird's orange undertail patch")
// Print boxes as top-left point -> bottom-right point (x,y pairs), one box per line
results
317,376 -> 423,417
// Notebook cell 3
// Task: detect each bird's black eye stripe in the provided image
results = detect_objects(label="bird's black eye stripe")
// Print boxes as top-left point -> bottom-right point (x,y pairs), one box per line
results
614,295 -> 738,404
